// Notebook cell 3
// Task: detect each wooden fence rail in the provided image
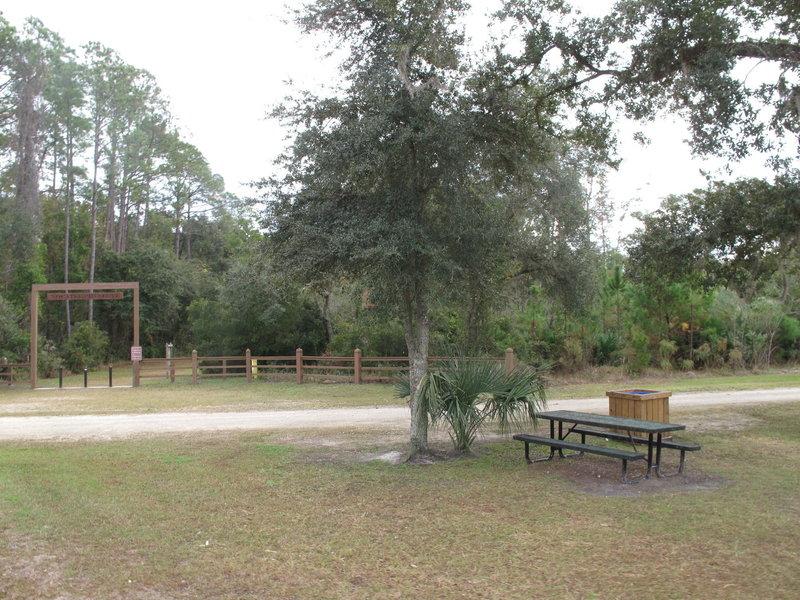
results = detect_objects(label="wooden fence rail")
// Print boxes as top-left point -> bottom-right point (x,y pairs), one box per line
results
1,358 -> 29,385
133,348 -> 517,386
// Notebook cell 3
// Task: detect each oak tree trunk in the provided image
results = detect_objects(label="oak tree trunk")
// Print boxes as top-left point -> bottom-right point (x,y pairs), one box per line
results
403,288 -> 430,455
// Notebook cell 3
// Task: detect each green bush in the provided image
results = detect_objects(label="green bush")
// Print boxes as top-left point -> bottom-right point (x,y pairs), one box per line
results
328,317 -> 406,357
61,322 -> 109,373
658,339 -> 678,367
777,315 -> 800,362
38,339 -> 62,378
0,295 -> 27,361
593,332 -> 620,366
622,330 -> 651,375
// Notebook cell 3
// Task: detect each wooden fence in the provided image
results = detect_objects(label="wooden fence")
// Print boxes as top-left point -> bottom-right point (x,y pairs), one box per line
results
1,358 -> 29,385
133,348 -> 517,386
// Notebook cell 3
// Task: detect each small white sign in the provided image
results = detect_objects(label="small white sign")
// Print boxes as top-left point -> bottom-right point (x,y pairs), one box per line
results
131,346 -> 143,361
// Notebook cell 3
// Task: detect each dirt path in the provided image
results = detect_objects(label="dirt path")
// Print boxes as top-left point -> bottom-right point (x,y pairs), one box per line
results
1,387 -> 798,442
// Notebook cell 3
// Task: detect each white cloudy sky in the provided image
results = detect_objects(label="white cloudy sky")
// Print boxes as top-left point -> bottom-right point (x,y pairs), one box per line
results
1,0 -> 789,241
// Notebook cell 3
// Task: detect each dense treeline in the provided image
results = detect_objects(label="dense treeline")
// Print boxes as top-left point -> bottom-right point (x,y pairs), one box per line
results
1,3 -> 798,380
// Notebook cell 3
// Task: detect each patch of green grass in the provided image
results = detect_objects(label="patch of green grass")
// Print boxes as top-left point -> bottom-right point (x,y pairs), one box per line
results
1,403 -> 798,599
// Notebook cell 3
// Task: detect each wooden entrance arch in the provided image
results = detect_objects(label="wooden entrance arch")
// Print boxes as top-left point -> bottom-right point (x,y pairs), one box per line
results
30,282 -> 139,388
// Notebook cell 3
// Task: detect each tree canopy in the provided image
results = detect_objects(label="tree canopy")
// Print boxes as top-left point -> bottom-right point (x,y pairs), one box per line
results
626,172 -> 800,296
501,0 -> 800,159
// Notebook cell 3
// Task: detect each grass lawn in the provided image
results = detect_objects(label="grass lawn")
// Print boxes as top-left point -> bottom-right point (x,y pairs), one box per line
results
3,366 -> 800,416
1,402 -> 798,599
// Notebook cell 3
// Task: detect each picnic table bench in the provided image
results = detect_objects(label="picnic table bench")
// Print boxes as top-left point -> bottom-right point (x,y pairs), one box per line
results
570,426 -> 701,477
513,410 -> 699,483
512,434 -> 646,483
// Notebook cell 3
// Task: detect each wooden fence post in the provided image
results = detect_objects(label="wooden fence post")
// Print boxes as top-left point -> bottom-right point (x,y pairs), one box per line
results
354,348 -> 362,384
504,347 -> 516,374
192,350 -> 198,385
246,349 -> 252,383
295,348 -> 304,384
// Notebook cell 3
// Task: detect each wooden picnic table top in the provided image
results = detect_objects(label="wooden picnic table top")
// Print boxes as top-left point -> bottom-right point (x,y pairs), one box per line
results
538,410 -> 686,435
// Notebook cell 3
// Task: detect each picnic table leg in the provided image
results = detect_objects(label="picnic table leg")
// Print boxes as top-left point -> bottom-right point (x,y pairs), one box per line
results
557,422 -> 566,457
645,433 -> 655,479
523,440 -> 557,464
656,433 -> 663,476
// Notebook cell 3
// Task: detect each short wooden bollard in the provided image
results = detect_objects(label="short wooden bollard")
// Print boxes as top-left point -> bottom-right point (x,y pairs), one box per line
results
295,348 -> 304,384
354,348 -> 362,384
504,347 -> 516,373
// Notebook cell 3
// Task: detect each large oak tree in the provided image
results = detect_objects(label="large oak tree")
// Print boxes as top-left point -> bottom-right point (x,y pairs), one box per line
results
268,0 -> 575,455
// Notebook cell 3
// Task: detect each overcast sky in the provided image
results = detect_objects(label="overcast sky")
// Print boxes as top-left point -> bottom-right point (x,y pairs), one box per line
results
2,0 -> 789,241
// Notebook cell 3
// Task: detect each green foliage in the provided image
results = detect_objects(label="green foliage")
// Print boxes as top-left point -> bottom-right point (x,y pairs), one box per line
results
658,339 -> 678,367
504,0 -> 800,158
94,241 -> 198,357
777,316 -> 800,361
61,321 -> 109,373
395,356 -> 549,453
5,251 -> 46,310
328,317 -> 406,358
37,338 -> 61,378
627,176 -> 800,295
744,297 -> 784,367
188,252 -> 326,357
622,329 -> 652,375
593,331 -> 620,366
0,295 -> 27,360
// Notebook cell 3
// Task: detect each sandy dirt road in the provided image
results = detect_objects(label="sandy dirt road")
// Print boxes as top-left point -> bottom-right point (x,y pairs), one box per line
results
0,387 -> 798,442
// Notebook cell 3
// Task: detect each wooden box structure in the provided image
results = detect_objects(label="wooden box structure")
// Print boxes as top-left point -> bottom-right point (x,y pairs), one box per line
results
606,389 -> 672,424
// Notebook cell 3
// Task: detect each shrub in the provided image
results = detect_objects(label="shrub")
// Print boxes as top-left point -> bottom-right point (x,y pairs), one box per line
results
622,330 -> 651,375
560,336 -> 586,371
695,342 -> 712,367
38,339 -> 62,378
658,339 -> 678,369
729,347 -> 745,368
61,322 -> 109,373
593,332 -> 620,366
0,295 -> 27,361
777,315 -> 800,361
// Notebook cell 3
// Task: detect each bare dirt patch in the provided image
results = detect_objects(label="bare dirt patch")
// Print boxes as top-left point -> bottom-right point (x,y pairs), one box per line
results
264,426 -> 725,497
0,531 -> 70,600
531,453 -> 727,497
